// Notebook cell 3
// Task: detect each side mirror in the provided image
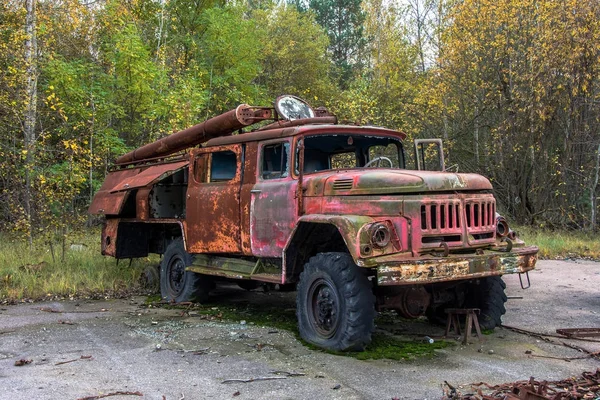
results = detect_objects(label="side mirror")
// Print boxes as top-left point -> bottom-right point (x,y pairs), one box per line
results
414,139 -> 445,171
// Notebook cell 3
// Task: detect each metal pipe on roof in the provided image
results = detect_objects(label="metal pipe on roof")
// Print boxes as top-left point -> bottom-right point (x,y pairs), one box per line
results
115,105 -> 272,165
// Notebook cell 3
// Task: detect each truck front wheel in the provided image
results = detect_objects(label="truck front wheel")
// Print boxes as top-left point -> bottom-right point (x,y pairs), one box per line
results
296,252 -> 375,351
160,239 -> 211,303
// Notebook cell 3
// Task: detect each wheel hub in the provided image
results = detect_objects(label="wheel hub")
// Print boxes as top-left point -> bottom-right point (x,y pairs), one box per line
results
168,257 -> 185,294
308,279 -> 341,338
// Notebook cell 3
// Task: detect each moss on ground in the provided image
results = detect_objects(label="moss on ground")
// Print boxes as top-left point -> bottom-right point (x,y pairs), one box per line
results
151,296 -> 451,360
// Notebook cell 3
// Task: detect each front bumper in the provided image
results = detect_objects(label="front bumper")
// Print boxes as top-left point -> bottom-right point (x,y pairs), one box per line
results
376,246 -> 538,286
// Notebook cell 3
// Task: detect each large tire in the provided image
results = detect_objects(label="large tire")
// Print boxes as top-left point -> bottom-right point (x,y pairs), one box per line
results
296,252 -> 375,351
466,276 -> 507,330
160,239 -> 211,303
426,276 -> 507,330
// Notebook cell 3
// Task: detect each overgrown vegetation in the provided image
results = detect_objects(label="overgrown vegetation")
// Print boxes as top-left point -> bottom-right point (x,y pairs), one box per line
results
516,227 -> 600,260
0,230 -> 153,301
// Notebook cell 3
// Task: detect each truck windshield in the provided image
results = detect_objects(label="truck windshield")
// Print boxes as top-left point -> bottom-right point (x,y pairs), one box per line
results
300,134 -> 405,173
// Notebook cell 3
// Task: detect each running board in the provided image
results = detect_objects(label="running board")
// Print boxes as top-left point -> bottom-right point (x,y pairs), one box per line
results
187,254 -> 282,283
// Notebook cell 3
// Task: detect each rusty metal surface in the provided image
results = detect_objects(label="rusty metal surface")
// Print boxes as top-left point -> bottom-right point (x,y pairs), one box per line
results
240,142 -> 258,255
135,188 -> 151,220
186,145 -> 243,254
376,247 -> 538,286
88,168 -> 139,215
89,161 -> 188,215
101,219 -> 119,256
109,160 -> 188,193
556,328 -> 600,338
116,105 -> 272,165
443,369 -> 600,400
205,125 -> 406,147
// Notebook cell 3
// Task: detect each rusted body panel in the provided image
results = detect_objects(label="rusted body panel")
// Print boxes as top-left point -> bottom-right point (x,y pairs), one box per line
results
88,169 -> 138,215
108,161 -> 188,193
88,160 -> 188,215
250,138 -> 298,257
240,142 -> 259,255
376,247 -> 538,286
186,145 -> 242,254
101,219 -> 119,256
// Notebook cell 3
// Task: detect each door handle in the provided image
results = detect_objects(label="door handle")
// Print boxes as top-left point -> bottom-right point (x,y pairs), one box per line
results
250,189 -> 261,193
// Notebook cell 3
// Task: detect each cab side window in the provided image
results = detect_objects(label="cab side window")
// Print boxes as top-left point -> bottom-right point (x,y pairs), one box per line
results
210,150 -> 237,182
261,142 -> 289,179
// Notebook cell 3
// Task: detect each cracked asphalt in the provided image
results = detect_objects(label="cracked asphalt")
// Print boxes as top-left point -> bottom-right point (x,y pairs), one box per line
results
1,259 -> 599,400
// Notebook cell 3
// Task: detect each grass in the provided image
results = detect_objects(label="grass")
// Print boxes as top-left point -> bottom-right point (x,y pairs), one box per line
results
0,229 -> 153,301
514,226 -> 600,260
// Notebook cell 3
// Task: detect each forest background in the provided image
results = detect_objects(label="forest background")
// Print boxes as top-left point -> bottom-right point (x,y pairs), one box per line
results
1,0 -> 600,246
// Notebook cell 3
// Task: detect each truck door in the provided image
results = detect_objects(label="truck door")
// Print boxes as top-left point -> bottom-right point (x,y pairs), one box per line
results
250,139 -> 297,257
186,144 -> 242,254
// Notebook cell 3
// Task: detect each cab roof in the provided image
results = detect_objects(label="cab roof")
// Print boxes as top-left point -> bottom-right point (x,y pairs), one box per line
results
203,124 -> 407,148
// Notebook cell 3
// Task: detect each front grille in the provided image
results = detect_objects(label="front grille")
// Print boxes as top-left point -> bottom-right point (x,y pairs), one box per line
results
465,200 -> 495,231
420,202 -> 461,231
332,179 -> 354,190
419,198 -> 496,246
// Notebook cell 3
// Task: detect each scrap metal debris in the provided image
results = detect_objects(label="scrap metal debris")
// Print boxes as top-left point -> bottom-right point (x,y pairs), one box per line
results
503,325 -> 600,344
442,369 -> 600,400
221,376 -> 287,384
14,359 -> 32,366
556,328 -> 600,339
501,325 -> 600,360
76,391 -> 143,400
55,355 -> 93,366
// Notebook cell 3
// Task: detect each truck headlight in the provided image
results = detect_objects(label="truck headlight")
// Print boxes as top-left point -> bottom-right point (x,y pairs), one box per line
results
370,223 -> 391,248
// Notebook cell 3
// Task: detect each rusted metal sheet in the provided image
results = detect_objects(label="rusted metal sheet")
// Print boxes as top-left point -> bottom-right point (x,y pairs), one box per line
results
250,175 -> 299,257
447,370 -> 600,400
556,328 -> 600,338
116,106 -> 272,165
205,125 -> 406,147
186,144 -> 242,254
88,169 -> 140,215
256,116 -> 337,131
101,219 -> 119,256
108,160 -> 188,193
135,188 -> 151,220
240,142 -> 258,255
89,161 -> 188,215
376,248 -> 537,286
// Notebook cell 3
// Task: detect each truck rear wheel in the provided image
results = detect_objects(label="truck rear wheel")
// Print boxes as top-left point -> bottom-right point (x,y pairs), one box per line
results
296,252 -> 375,351
466,276 -> 507,330
426,276 -> 507,330
160,239 -> 211,303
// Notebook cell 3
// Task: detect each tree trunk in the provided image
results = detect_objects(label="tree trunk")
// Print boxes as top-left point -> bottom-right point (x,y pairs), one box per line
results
590,143 -> 600,231
24,0 -> 38,247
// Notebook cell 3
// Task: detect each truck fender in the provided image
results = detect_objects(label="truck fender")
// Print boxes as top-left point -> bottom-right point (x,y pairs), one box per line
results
282,214 -> 374,282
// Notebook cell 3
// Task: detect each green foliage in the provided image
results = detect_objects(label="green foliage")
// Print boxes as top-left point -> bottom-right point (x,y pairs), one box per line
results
515,226 -> 600,260
257,5 -> 334,101
304,0 -> 367,86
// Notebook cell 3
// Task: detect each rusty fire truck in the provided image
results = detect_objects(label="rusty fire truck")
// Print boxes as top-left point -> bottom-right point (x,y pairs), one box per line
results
89,95 -> 538,351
